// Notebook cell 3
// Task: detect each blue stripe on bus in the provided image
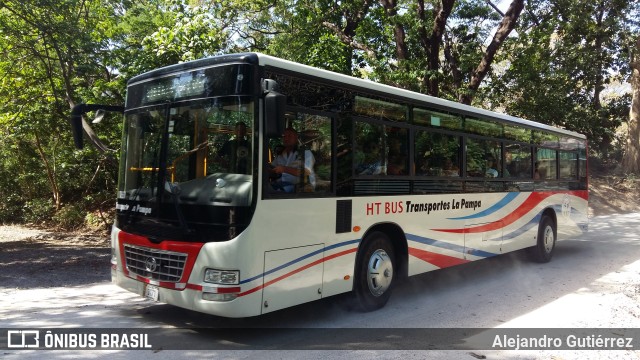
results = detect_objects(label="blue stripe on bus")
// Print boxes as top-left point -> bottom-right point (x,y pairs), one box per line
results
240,239 -> 360,284
240,201 -> 584,285
465,247 -> 498,258
498,213 -> 541,241
486,204 -> 583,242
406,233 -> 497,258
447,192 -> 520,220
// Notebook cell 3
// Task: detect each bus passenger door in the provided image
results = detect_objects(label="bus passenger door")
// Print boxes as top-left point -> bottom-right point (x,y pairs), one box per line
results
463,221 -> 503,260
262,244 -> 324,314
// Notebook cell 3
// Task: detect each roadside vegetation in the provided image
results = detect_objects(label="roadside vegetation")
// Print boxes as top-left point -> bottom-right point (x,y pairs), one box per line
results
0,0 -> 639,230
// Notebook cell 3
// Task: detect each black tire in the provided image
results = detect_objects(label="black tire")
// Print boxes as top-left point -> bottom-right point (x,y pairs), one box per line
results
528,215 -> 556,263
353,231 -> 395,312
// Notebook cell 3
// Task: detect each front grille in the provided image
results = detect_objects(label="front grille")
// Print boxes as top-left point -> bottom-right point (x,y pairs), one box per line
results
123,244 -> 187,282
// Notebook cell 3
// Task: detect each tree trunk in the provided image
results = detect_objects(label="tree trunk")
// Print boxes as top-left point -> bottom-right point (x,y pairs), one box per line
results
459,0 -> 524,105
417,0 -> 455,97
591,2 -> 605,111
622,37 -> 640,174
34,132 -> 61,210
380,0 -> 408,61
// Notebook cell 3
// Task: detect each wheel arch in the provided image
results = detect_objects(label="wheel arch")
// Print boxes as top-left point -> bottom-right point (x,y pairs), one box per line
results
357,222 -> 408,280
540,207 -> 557,232
528,206 -> 558,263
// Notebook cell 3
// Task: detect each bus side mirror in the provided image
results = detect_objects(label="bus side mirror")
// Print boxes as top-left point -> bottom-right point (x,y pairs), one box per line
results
70,104 -> 86,149
69,103 -> 124,150
265,91 -> 285,138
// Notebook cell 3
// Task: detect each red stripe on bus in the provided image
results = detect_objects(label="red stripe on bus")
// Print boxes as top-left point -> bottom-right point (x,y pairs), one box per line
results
408,247 -> 469,268
238,248 -> 358,297
433,192 -> 555,234
186,283 -> 202,291
434,191 -> 588,234
134,275 -> 188,289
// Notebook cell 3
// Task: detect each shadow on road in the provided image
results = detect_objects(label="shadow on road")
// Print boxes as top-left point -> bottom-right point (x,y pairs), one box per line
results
130,214 -> 640,335
0,235 -> 110,289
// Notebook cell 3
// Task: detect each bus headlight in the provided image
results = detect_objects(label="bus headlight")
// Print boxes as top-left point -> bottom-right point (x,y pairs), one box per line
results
204,269 -> 239,285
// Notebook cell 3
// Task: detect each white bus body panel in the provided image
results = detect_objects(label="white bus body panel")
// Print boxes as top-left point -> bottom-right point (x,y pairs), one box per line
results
111,190 -> 587,318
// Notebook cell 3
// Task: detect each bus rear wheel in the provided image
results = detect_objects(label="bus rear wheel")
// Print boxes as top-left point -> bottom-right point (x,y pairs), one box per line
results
353,231 -> 395,312
529,215 -> 556,263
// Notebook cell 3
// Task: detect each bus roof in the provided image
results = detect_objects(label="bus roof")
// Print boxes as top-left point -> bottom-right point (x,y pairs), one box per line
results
256,54 -> 585,140
128,52 -> 586,140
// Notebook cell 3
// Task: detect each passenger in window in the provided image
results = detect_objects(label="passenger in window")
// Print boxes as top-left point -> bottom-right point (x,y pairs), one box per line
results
485,156 -> 499,178
415,155 -> 428,175
506,161 -> 517,178
387,138 -> 406,175
355,141 -> 383,175
442,158 -> 459,176
269,127 -> 316,192
504,153 -> 512,176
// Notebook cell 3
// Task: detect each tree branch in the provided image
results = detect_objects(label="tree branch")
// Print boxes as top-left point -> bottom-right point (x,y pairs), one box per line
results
460,0 -> 524,104
322,21 -> 377,59
485,0 -> 504,17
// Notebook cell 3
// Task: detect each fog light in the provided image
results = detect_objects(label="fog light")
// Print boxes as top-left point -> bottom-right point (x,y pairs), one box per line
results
204,269 -> 239,285
202,292 -> 238,302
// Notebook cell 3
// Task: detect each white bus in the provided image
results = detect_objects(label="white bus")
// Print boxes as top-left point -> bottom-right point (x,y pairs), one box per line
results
71,53 -> 588,318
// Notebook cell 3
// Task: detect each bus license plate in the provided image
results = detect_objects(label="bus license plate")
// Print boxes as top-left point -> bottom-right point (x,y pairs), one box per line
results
144,284 -> 159,301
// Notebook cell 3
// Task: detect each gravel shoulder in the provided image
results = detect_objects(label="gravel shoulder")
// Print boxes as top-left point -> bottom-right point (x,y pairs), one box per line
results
0,226 -> 110,289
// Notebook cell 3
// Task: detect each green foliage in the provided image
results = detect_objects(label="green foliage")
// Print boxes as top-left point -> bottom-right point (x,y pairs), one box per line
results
0,193 -> 26,223
0,0 -> 638,229
84,210 -> 110,231
52,204 -> 85,230
22,199 -> 54,225
141,1 -> 229,63
484,0 -> 636,157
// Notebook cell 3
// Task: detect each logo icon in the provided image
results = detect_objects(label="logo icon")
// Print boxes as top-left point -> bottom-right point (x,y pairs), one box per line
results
7,330 -> 40,348
561,195 -> 571,218
144,257 -> 158,272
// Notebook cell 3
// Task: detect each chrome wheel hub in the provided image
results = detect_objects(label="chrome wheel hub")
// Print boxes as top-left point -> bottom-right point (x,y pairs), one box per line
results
543,226 -> 554,253
367,249 -> 393,297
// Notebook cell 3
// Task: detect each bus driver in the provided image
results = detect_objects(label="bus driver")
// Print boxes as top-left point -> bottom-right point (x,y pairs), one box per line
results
269,127 -> 316,192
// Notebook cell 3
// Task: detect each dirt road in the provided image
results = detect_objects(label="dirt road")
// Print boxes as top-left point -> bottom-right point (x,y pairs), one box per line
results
1,213 -> 639,359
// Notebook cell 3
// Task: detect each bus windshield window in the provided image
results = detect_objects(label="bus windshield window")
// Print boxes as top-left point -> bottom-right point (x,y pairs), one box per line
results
119,97 -> 254,199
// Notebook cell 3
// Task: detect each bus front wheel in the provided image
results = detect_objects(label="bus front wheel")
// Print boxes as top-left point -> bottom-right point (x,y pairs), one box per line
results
529,215 -> 556,263
353,231 -> 395,312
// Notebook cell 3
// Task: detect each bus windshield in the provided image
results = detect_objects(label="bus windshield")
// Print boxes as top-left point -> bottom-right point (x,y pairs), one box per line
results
117,96 -> 255,241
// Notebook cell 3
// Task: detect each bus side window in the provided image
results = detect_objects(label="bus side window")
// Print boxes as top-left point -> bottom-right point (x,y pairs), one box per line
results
505,144 -> 532,178
296,113 -> 333,193
415,130 -> 460,177
386,128 -> 408,175
466,138 -> 500,178
336,117 -> 353,195
536,148 -> 557,180
354,121 -> 385,175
